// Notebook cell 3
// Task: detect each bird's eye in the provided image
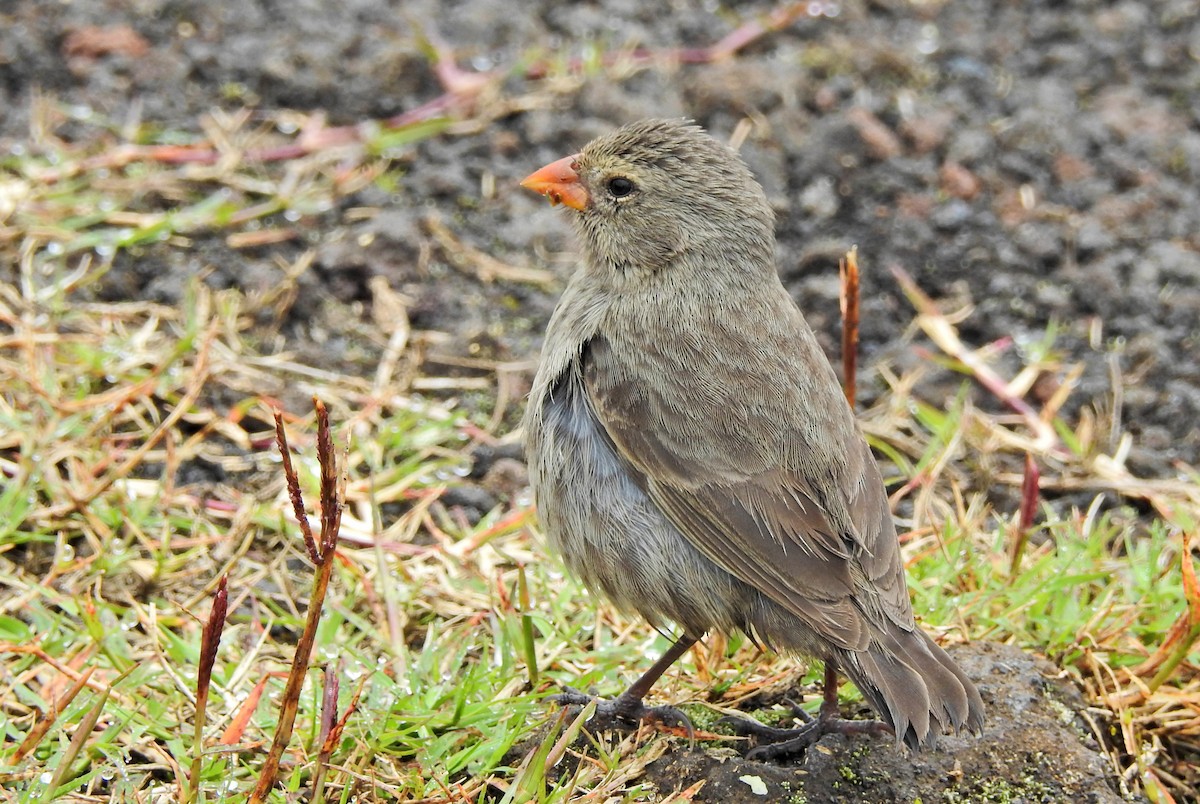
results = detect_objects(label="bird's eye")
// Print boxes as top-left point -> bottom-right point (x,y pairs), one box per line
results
607,177 -> 635,198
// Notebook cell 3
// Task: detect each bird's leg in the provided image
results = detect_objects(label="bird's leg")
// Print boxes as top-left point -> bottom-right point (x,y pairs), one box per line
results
722,660 -> 894,761
553,634 -> 698,736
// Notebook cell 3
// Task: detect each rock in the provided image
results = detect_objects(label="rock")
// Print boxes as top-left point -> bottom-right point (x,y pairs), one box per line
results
640,643 -> 1137,803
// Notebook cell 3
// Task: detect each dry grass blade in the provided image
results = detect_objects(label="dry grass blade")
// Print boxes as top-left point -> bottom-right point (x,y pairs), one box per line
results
11,667 -> 95,764
38,318 -> 217,520
34,114 -> 446,183
219,675 -> 280,746
38,693 -> 104,802
660,779 -> 708,801
890,263 -> 1059,452
37,669 -> 129,802
1137,532 -> 1200,694
424,214 -> 557,286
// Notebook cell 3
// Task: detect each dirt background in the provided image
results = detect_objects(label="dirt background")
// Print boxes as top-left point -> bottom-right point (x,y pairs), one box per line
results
2,0 -> 1197,800
4,0 -> 1199,479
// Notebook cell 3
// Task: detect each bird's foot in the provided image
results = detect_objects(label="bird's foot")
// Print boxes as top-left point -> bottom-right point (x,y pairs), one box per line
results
721,706 -> 893,762
551,687 -> 694,737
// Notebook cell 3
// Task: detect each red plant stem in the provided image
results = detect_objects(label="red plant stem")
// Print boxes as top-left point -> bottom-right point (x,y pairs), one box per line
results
840,247 -> 861,408
187,576 -> 228,804
1009,453 -> 1040,576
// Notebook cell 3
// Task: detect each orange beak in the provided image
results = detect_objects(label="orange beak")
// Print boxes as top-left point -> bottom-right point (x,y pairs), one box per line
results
521,154 -> 589,211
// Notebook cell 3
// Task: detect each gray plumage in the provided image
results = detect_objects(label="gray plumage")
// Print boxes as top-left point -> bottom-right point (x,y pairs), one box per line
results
523,118 -> 984,749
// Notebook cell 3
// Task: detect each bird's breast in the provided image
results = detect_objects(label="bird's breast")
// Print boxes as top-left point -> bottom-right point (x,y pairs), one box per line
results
525,363 -> 749,635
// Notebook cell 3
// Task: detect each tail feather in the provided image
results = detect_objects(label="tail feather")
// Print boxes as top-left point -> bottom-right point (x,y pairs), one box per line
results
914,630 -> 986,732
851,649 -> 930,749
843,627 -> 984,750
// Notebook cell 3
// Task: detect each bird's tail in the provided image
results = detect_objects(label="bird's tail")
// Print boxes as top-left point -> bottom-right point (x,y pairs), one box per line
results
842,626 -> 985,750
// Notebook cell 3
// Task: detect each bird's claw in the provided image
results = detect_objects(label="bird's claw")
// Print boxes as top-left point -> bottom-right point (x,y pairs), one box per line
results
549,686 -> 597,708
550,688 -> 694,738
720,712 -> 894,762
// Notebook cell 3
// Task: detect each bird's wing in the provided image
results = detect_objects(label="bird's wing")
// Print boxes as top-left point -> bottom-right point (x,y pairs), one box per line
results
581,332 -> 912,652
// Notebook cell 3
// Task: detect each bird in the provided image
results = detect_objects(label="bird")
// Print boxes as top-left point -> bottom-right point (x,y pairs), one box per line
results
519,118 -> 983,759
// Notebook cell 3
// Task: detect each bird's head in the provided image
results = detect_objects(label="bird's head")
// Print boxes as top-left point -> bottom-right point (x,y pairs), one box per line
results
522,119 -> 775,279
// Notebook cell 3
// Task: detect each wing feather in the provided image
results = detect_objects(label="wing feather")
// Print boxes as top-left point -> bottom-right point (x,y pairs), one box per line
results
580,328 -> 906,652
